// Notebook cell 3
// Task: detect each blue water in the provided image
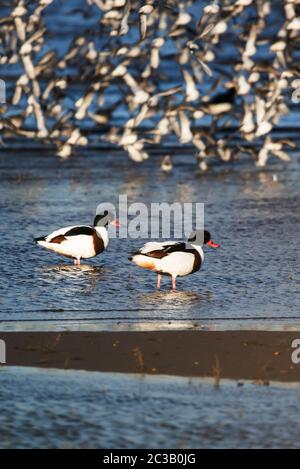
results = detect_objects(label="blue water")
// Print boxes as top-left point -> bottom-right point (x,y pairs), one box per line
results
0,367 -> 300,449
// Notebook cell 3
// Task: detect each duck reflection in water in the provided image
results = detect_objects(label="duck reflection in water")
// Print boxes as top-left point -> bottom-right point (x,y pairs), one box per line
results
38,264 -> 107,295
137,289 -> 212,309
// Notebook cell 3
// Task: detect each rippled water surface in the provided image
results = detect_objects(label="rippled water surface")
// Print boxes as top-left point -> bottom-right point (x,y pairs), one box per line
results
0,367 -> 300,449
0,151 -> 299,328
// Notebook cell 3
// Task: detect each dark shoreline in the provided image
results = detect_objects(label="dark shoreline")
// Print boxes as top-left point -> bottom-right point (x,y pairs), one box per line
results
1,331 -> 300,383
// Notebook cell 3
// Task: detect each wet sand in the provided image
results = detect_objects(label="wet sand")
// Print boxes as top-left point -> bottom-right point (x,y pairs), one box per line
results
1,331 -> 300,382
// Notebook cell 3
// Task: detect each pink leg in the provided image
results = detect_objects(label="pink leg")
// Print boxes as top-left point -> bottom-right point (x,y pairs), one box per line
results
157,274 -> 161,290
74,258 -> 81,265
172,276 -> 177,290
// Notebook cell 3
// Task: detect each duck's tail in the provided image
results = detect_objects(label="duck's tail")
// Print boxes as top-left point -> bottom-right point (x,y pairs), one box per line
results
34,236 -> 46,243
128,250 -> 140,262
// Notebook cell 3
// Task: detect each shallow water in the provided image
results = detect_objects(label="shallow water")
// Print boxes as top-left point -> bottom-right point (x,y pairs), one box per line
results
0,151 -> 299,329
0,367 -> 300,449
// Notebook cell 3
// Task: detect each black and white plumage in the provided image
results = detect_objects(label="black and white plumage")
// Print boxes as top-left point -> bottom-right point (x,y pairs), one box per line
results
129,230 -> 220,290
35,211 -> 119,265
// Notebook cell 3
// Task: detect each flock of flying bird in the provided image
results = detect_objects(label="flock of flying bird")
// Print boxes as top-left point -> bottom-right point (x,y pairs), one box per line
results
0,0 -> 300,170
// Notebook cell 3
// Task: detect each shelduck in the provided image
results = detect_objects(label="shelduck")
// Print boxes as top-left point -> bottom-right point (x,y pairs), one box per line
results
35,211 -> 120,265
129,229 -> 220,290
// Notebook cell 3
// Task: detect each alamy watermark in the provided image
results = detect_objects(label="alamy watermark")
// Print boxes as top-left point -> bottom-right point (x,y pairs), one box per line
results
291,339 -> 300,364
96,196 -> 204,240
0,339 -> 6,364
0,79 -> 6,104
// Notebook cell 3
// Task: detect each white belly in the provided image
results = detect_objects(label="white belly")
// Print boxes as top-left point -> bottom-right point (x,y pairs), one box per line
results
155,252 -> 196,277
39,235 -> 96,259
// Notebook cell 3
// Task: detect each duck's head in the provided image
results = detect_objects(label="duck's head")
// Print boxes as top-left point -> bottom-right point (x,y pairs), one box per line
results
94,211 -> 121,228
188,229 -> 220,248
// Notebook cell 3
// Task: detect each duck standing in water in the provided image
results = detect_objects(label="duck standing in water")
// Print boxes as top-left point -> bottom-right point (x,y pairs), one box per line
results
35,211 -> 120,265
129,230 -> 220,290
